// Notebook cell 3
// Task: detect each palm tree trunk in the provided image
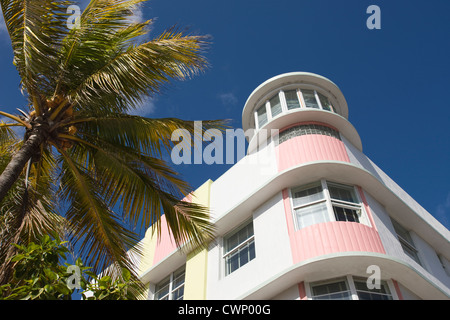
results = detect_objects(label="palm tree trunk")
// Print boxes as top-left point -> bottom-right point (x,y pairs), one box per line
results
0,124 -> 48,285
0,124 -> 48,204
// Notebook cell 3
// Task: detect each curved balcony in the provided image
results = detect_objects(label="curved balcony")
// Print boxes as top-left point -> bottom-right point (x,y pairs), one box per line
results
286,220 -> 385,263
246,109 -> 363,154
240,252 -> 450,300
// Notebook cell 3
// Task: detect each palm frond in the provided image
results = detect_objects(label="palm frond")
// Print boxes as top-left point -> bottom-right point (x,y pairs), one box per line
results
60,113 -> 228,158
57,146 -> 141,275
59,126 -> 215,251
0,0 -> 71,99
54,0 -> 150,102
69,27 -> 209,114
1,0 -> 223,285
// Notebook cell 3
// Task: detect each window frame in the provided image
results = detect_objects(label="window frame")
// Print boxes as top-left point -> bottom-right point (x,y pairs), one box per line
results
255,102 -> 269,129
391,219 -> 422,266
289,180 -> 369,231
308,277 -> 352,300
307,275 -> 395,300
222,220 -> 256,276
281,88 -> 302,111
153,265 -> 186,300
253,87 -> 336,130
327,181 -> 363,224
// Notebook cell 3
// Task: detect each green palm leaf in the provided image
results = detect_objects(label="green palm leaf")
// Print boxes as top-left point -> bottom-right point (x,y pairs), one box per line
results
0,0 -> 226,293
1,0 -> 70,102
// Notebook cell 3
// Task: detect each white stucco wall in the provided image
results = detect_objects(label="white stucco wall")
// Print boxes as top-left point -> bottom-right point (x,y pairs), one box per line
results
343,135 -> 450,296
206,192 -> 293,299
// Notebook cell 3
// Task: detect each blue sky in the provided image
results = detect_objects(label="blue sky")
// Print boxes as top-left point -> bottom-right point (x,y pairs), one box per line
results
1,0 -> 449,230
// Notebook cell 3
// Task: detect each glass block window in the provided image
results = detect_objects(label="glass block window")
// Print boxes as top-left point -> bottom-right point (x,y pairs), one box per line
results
278,124 -> 340,144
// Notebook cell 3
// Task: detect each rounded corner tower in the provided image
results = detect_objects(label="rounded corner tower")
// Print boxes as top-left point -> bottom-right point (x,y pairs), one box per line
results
138,72 -> 450,301
242,72 -> 363,154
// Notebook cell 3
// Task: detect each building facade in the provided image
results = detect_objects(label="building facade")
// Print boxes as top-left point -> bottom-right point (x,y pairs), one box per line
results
136,72 -> 450,300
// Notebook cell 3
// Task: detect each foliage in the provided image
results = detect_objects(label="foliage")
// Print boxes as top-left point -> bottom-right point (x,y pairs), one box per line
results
0,235 -> 138,300
0,0 -> 226,284
84,268 -> 134,300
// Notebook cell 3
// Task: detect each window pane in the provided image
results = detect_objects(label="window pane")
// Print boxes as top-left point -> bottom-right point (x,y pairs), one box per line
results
301,89 -> 320,109
239,245 -> 249,266
225,240 -> 255,275
318,92 -> 333,112
392,220 -> 414,245
269,94 -> 282,118
354,279 -> 392,300
249,241 -> 256,261
333,206 -> 360,223
155,276 -> 170,300
285,90 -> 301,110
311,280 -> 351,300
292,183 -> 324,207
354,280 -> 390,295
295,202 -> 329,229
155,284 -> 170,300
226,233 -> 240,253
172,286 -> 184,300
328,183 -> 357,203
239,223 -> 253,244
173,269 -> 185,289
155,267 -> 185,301
224,222 -> 256,275
226,252 -> 239,274
257,105 -> 267,128
226,223 -> 254,254
401,241 -> 422,265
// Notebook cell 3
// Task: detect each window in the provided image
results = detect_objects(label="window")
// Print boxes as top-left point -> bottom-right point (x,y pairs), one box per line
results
291,180 -> 366,230
291,182 -> 329,229
318,92 -> 333,112
328,182 -> 361,223
301,89 -> 320,109
154,266 -> 185,300
253,88 -> 335,129
284,90 -> 301,110
278,123 -> 340,145
256,104 -> 268,128
310,278 -> 352,300
353,278 -> 393,300
223,221 -> 256,275
437,255 -> 450,277
391,219 -> 422,266
269,94 -> 282,118
310,276 -> 394,300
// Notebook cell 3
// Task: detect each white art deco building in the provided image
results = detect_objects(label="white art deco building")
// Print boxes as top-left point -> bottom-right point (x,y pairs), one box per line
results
135,72 -> 450,300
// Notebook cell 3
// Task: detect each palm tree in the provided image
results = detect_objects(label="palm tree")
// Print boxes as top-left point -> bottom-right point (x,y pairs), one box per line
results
0,0 -> 224,288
